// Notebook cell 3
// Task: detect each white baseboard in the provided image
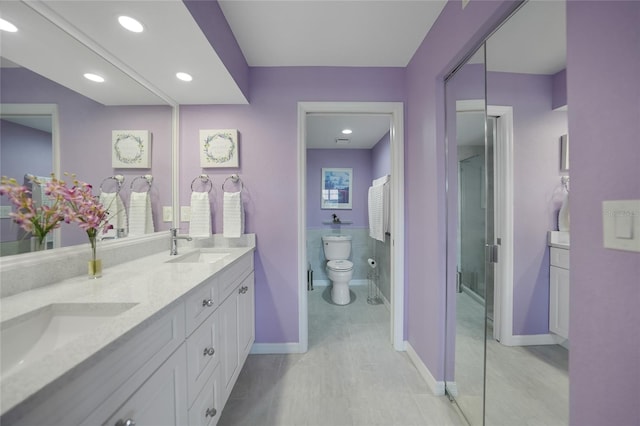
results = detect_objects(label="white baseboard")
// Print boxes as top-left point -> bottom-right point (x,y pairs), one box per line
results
250,343 -> 304,354
500,333 -> 560,346
405,342 -> 445,396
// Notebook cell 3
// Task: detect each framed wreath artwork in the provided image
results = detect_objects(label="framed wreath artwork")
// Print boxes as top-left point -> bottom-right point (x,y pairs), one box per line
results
112,130 -> 151,168
200,129 -> 239,168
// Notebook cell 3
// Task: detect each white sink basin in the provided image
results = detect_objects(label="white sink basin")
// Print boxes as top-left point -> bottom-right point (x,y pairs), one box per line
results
1,302 -> 137,377
167,249 -> 231,264
548,231 -> 570,248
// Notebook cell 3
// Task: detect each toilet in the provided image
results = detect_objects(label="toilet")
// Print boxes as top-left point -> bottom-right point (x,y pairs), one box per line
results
322,235 -> 354,305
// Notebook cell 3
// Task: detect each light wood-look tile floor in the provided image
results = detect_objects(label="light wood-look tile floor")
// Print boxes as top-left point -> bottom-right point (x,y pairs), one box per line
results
218,285 -> 464,426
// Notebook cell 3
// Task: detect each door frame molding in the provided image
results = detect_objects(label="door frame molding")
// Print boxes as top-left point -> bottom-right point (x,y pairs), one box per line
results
297,101 -> 405,352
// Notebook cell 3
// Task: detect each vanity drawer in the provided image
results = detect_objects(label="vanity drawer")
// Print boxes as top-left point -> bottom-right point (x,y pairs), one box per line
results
187,310 -> 220,406
219,254 -> 254,303
550,247 -> 570,269
188,365 -> 222,426
186,276 -> 219,336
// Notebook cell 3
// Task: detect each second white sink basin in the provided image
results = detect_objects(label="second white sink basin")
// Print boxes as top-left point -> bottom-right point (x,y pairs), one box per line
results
167,249 -> 231,264
1,302 -> 137,377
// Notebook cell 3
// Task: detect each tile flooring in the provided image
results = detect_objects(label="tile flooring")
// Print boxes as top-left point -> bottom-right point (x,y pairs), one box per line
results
218,285 -> 464,426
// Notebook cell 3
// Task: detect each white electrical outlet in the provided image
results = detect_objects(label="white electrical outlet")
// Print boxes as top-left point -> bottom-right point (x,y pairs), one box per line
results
603,200 -> 640,252
181,206 -> 191,222
0,205 -> 12,218
162,206 -> 173,222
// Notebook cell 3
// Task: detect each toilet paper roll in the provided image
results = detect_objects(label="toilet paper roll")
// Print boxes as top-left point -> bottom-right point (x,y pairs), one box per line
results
368,258 -> 377,269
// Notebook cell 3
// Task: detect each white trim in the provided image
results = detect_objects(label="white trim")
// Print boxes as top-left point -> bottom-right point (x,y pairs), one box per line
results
250,343 -> 303,354
499,333 -> 560,347
488,105 -> 514,344
406,342 -> 446,396
297,102 -> 405,353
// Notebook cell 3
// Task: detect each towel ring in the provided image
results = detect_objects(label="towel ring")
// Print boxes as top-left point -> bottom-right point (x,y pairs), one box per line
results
100,175 -> 124,193
191,174 -> 213,193
222,174 -> 243,192
131,175 -> 153,192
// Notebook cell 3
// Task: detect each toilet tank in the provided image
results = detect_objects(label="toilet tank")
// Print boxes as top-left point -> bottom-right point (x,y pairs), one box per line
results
322,235 -> 352,260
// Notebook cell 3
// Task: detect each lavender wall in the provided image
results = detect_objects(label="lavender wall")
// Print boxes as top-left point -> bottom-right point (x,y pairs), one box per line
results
179,67 -> 404,344
0,120 -> 52,243
306,149 -> 371,228
1,67 -> 173,246
567,2 -> 640,425
405,0 -> 517,381
371,131 -> 391,180
486,71 -> 568,335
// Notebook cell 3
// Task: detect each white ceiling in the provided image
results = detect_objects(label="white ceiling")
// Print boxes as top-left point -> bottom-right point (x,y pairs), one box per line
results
306,114 -> 391,150
218,0 -> 447,67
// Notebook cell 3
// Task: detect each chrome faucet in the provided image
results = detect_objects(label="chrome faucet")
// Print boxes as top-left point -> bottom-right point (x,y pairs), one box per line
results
170,228 -> 192,255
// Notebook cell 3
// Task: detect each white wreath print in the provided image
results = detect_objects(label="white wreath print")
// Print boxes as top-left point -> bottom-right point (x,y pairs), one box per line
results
114,133 -> 144,164
203,133 -> 236,164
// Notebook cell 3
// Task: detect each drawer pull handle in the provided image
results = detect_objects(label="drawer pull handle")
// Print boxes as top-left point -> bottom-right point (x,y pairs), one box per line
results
239,286 -> 248,294
203,347 -> 215,356
205,408 -> 217,418
115,420 -> 135,426
202,298 -> 214,307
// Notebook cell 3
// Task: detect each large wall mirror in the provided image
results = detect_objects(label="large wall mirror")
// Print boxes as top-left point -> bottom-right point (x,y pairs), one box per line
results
0,1 -> 174,256
445,1 -> 568,425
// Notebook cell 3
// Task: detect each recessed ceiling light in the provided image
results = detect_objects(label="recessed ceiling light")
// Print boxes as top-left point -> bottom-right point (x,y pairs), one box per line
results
84,73 -> 105,83
0,18 -> 18,33
176,72 -> 193,82
341,129 -> 353,135
118,16 -> 144,33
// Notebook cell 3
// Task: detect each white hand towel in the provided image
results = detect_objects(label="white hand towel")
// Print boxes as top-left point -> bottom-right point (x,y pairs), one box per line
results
99,192 -> 128,238
372,174 -> 390,187
368,185 -> 385,242
129,191 -> 154,236
189,191 -> 211,237
382,181 -> 390,235
223,191 -> 244,238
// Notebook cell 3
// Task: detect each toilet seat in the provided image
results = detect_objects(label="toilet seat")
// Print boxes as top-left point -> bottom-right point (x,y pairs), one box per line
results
327,260 -> 353,272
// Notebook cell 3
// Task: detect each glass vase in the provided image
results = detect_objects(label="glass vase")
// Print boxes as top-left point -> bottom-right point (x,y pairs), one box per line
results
30,236 -> 48,252
88,234 -> 102,279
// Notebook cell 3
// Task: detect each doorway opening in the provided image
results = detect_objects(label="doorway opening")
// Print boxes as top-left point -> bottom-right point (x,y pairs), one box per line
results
297,102 -> 405,353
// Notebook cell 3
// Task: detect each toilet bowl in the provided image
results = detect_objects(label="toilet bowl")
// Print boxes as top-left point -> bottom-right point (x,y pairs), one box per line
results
322,235 -> 353,305
326,259 -> 354,305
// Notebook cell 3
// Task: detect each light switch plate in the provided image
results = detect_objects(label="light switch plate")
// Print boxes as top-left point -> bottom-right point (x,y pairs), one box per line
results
603,200 -> 640,252
181,206 -> 191,222
162,206 -> 173,222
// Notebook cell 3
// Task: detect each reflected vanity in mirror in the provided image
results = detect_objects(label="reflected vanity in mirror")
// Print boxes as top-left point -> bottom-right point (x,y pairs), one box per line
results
0,1 -> 174,256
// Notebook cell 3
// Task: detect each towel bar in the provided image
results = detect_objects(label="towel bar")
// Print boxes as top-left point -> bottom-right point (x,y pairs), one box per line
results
191,174 -> 213,193
99,175 -> 124,193
130,175 -> 153,192
222,174 -> 244,192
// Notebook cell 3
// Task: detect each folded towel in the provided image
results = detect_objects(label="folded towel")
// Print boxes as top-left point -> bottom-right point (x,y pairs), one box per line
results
189,191 -> 211,237
372,174 -> 390,187
128,191 -> 154,236
223,191 -> 244,238
99,192 -> 128,238
368,185 -> 385,242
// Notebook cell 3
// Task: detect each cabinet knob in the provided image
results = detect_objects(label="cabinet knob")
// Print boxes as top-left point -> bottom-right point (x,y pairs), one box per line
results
115,420 -> 136,426
239,286 -> 248,294
205,408 -> 217,418
202,298 -> 214,307
203,347 -> 215,356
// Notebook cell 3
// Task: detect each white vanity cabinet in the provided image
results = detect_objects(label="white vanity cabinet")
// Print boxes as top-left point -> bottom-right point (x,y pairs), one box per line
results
549,247 -> 570,339
5,249 -> 255,426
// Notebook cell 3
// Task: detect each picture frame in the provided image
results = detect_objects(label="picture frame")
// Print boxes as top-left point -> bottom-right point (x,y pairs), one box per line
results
321,168 -> 352,210
200,129 -> 239,168
112,130 -> 151,168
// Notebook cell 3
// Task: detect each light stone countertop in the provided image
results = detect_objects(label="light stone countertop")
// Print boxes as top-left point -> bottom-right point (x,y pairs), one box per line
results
0,244 -> 254,417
